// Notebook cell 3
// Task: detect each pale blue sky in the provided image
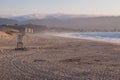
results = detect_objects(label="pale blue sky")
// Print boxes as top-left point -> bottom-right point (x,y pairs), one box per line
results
0,0 -> 120,16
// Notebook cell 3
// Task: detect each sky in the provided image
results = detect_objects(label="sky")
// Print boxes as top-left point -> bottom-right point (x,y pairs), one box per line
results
0,0 -> 120,16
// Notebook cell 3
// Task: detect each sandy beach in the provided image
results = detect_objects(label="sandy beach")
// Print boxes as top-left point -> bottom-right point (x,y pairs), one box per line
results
0,32 -> 120,80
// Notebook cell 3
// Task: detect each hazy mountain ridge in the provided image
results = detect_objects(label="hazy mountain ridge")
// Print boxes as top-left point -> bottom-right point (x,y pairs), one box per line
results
0,14 -> 120,31
9,14 -> 94,21
21,15 -> 120,30
0,18 -> 18,25
9,14 -> 47,21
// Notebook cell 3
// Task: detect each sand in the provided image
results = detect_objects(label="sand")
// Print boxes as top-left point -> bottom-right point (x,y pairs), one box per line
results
0,33 -> 120,80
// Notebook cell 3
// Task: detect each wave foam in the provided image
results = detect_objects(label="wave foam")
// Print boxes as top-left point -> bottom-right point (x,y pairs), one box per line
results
53,32 -> 120,44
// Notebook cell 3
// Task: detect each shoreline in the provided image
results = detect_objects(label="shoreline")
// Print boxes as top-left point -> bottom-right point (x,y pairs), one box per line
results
47,32 -> 120,45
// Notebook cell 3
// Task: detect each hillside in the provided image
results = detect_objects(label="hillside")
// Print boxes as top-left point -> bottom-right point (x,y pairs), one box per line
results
0,18 -> 18,25
1,14 -> 120,31
22,16 -> 120,31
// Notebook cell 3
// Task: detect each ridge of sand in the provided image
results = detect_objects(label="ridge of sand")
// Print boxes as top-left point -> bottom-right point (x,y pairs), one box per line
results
0,31 -> 16,40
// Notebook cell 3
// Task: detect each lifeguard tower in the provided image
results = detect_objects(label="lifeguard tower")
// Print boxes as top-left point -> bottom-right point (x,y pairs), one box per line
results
15,27 -> 34,50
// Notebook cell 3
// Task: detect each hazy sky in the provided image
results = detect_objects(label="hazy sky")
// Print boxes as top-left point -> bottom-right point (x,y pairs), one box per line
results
0,0 -> 120,16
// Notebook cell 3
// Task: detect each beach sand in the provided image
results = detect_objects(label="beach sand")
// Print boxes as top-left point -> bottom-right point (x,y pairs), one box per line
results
0,33 -> 120,80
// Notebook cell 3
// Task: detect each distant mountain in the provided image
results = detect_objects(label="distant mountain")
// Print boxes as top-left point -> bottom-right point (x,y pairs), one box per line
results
9,14 -> 46,21
22,16 -> 120,30
9,14 -> 93,21
0,18 -> 18,25
1,14 -> 120,31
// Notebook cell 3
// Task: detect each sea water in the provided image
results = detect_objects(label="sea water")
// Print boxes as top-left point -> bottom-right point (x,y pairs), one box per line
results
71,32 -> 120,43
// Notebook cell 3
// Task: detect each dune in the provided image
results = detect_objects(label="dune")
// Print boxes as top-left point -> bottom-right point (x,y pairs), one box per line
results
0,31 -> 16,40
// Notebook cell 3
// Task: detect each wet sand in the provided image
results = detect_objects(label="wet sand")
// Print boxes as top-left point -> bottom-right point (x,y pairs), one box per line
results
0,33 -> 120,80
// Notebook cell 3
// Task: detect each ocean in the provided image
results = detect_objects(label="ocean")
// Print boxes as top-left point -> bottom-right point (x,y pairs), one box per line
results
71,32 -> 120,43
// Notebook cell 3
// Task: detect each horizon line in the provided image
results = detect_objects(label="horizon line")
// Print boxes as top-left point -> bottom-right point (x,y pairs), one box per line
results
1,13 -> 120,18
